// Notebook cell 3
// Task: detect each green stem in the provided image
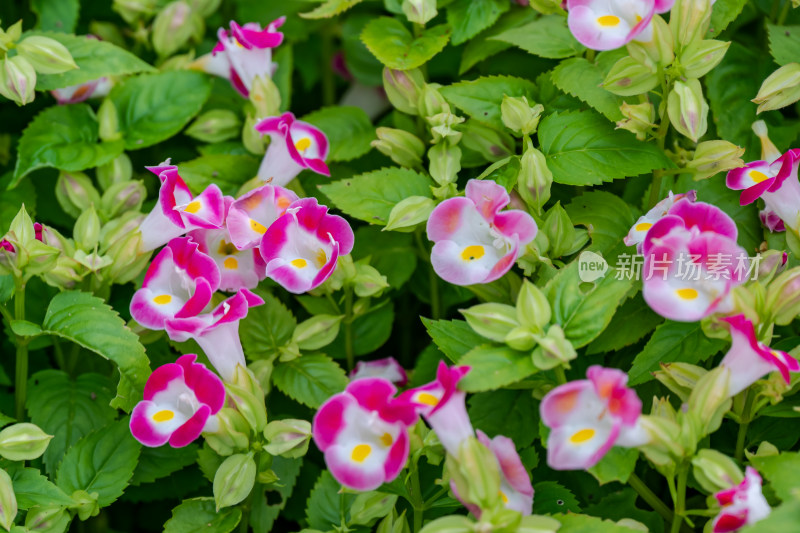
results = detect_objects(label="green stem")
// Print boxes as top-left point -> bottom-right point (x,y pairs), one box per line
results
415,229 -> 441,319
410,461 -> 424,533
778,0 -> 792,25
14,280 -> 27,421
628,473 -> 674,524
238,489 -> 253,533
585,48 -> 596,62
325,292 -> 341,314
53,338 -> 67,371
423,486 -> 449,510
553,365 -> 567,385
735,389 -> 755,461
344,286 -> 355,372
648,77 -> 673,209
670,466 -> 688,533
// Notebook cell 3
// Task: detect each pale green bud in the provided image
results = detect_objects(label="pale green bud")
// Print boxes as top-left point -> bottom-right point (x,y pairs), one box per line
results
55,171 -> 101,219
292,315 -> 343,350
419,516 -> 474,533
402,0 -> 437,25
516,279 -> 550,332
384,196 -> 435,232
668,78 -> 709,142
8,204 -> 35,245
152,1 -> 203,57
73,207 -> 101,252
650,396 -> 678,422
0,56 -> 36,106
25,505 -> 70,533
450,437 -> 502,511
0,423 -> 53,461
226,385 -> 267,433
517,144 -> 552,213
213,452 -> 256,510
378,509 -> 411,533
680,39 -> 730,79
186,109 -> 241,143
688,367 -> 731,436
263,419 -> 312,458
69,490 -> 99,521
653,362 -> 707,402
636,414 -> 683,467
685,140 -> 745,180
670,0 -> 713,48
354,264 -> 389,297
205,408 -> 250,456
752,120 -> 782,162
113,0 -> 158,23
350,492 -> 399,527
97,98 -> 121,142
0,21 -> 23,51
616,102 -> 656,141
603,57 -> 659,97
542,202 -> 575,258
96,153 -> 133,191
16,36 -> 77,75
427,112 -> 464,144
532,325 -> 577,370
766,266 -> 800,325
627,16 -> 673,70
100,211 -> 143,250
242,114 -> 265,155
41,256 -> 84,290
0,469 -> 16,531
100,180 -> 146,220
249,75 -> 281,118
419,84 -> 451,118
371,127 -> 425,168
500,95 -> 543,136
752,63 -> 800,114
72,250 -> 112,272
105,231 -> 148,284
460,303 -> 519,342
504,326 -> 537,351
460,121 -> 514,162
383,68 -> 426,116
428,143 -> 462,186
691,449 -> 743,494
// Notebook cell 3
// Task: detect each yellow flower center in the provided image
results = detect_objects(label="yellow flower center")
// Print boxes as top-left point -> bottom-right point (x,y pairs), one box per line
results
184,201 -> 202,214
351,444 -> 371,463
750,170 -> 770,183
223,257 -> 238,270
569,428 -> 596,444
153,294 -> 172,305
460,245 -> 485,262
217,239 -> 238,256
416,392 -> 439,407
676,288 -> 699,300
597,15 -> 621,26
380,433 -> 393,447
500,491 -> 509,504
152,410 -> 174,422
291,258 -> 308,268
635,222 -> 653,232
295,138 -> 312,152
250,218 -> 268,234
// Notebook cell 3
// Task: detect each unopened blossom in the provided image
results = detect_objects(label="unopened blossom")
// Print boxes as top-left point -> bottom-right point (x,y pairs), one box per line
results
350,357 -> 408,386
760,208 -> 785,232
226,183 -> 298,250
566,0 -> 675,51
624,190 -> 697,252
711,467 -> 771,532
254,112 -> 330,186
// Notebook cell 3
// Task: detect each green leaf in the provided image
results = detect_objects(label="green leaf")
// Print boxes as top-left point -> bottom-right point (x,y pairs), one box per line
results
42,291 -> 151,411
458,345 -> 537,392
587,448 -> 639,485
767,24 -> 800,66
468,390 -> 539,448
250,456 -> 302,532
555,513 -> 644,532
9,467 -> 73,510
564,190 -> 636,262
447,0 -> 509,46
110,71 -> 211,150
31,32 -> 154,90
130,444 -> 198,486
628,321 -> 726,386
56,418 -> 141,507
307,471 -> 357,531
241,291 -> 296,362
178,154 -> 259,197
491,15 -> 585,59
12,104 -> 124,187
318,168 -> 432,225
272,354 -> 348,408
551,53 -> 626,122
460,8 -> 538,74
342,13 -> 384,86
27,371 -> 116,476
31,0 -> 79,33
360,17 -> 451,70
587,296 -> 662,355
539,111 -> 673,185
440,75 -> 538,130
164,497 -> 242,533
532,482 -> 581,514
709,0 -> 748,37
422,318 -> 487,362
302,106 -> 374,162
327,301 -> 395,358
583,489 -> 664,533
9,320 -> 43,337
352,227 -> 417,289
300,0 -> 364,18
750,451 -> 800,502
544,262 -> 633,348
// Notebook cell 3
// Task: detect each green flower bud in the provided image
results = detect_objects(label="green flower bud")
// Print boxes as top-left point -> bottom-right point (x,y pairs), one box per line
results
653,362 -> 707,402
428,143 -> 462,186
650,396 -> 678,422
517,515 -> 561,533
226,384 -> 267,433
242,114 -> 266,155
0,21 -> 23,51
668,78 -> 709,142
55,171 -> 101,219
603,57 -> 659,97
213,452 -> 256,510
0,56 -> 36,106
41,256 -> 84,290
460,121 -> 515,163
0,423 -> 53,461
530,0 -> 563,15
113,0 -> 158,23
680,39 -> 730,79
100,180 -> 146,220
542,202 -> 575,258
427,112 -> 464,144
16,36 -> 77,75
752,120 -> 782,162
186,109 -> 241,144
504,326 -> 537,351
263,419 -> 312,458
385,196 -> 435,232
0,469 -> 16,531
292,315 -> 343,350
691,449 -> 743,494
460,303 -> 519,342
383,68 -> 426,116
516,279 -> 551,332
517,144 -> 552,213
636,415 -> 683,467
97,98 -> 121,142
752,63 -> 800,114
685,140 -> 745,180
419,84 -> 451,118
72,250 -> 112,272
756,249 -> 787,284
532,325 -> 577,370
248,359 -> 274,395
152,1 -> 203,57
500,95 -> 544,136
616,102 -> 656,141
402,0 -> 437,25
670,0 -> 712,48
377,509 -> 411,533
766,266 -> 800,325
8,204 -> 35,245
73,206 -> 101,253
350,492 -> 399,527
249,75 -> 281,118
627,16 -> 674,70
69,490 -> 99,521
688,367 -> 732,436
205,407 -> 250,456
449,437 -> 502,511
353,264 -> 389,297
25,504 -> 70,533
419,516 -> 474,533
371,127 -> 425,168
105,232 -> 148,284
96,153 -> 133,191
100,211 -> 144,250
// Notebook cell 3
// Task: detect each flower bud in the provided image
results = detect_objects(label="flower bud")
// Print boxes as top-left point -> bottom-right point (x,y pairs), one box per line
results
100,180 -> 146,220
292,314 -> 343,350
371,127 -> 425,168
96,153 -> 133,191
691,449 -> 743,493
25,504 -> 70,532
501,95 -> 544,136
460,303 -> 519,342
151,1 -> 203,57
517,144 -> 552,213
518,515 -> 561,533
637,415 -> 684,467
385,196 -> 435,231
0,469 -> 16,531
603,57 -> 659,97
687,367 -> 731,436
242,114 -> 266,155
650,396 -> 678,422
69,490 -> 99,521
248,359 -> 273,396
383,68 -> 426,116
73,207 -> 101,252
532,325 -> 577,370
448,437 -> 502,511
428,143 -> 462,186
460,121 -> 514,162
752,120 -> 782,163
73,250 -> 112,272
0,21 -> 22,51
752,63 -> 800,114
418,516 -> 474,533
516,279 -> 551,332
680,39 -> 730,79
427,112 -> 464,144
626,16 -> 674,70
353,263 -> 390,297
653,362 -> 707,402
97,98 -> 121,142
113,0 -> 158,23
766,266 -> 800,325
100,211 -> 143,250
542,202 -> 575,258
41,256 -> 84,290
685,140 -> 745,180
213,452 -> 256,510
105,232 -> 148,283
55,171 -> 101,219
186,109 -> 241,144
757,249 -> 787,283
0,56 -> 36,106
8,204 -> 35,245
670,0 -> 712,48
16,36 -> 77,75
205,408 -> 250,456
402,0 -> 437,25
0,423 -> 53,461
419,84 -> 452,118
504,326 -> 537,351
249,75 -> 281,118
263,419 -> 312,458
226,384 -> 267,433
377,509 -> 412,533
616,102 -> 656,141
668,78 -> 709,142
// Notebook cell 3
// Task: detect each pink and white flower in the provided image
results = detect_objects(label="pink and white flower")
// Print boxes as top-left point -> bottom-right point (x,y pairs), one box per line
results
540,366 -> 649,470
254,112 -> 330,186
719,314 -> 800,396
130,354 -> 225,448
711,467 -> 771,533
138,162 -> 225,251
260,197 -> 354,294
350,357 -> 408,386
400,362 -> 473,457
567,0 -> 675,51
129,237 -> 220,330
226,184 -> 298,250
312,378 -> 419,491
426,179 -> 537,286
642,199 -> 748,322
189,226 -> 266,292
759,208 -> 785,233
624,190 -> 697,252
165,289 -> 264,382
